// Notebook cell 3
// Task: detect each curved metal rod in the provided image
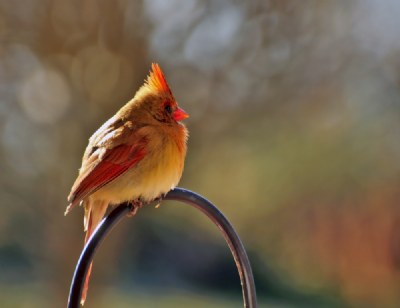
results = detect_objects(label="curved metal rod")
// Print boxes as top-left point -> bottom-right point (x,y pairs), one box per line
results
68,188 -> 257,308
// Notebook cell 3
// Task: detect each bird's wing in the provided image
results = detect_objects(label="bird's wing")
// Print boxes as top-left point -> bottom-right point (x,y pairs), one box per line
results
66,119 -> 147,213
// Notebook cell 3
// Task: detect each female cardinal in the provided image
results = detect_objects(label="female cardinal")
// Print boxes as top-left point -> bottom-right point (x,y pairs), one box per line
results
65,63 -> 188,305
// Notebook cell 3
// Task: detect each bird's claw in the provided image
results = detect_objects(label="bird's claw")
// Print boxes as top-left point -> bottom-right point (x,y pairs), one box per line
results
127,200 -> 144,217
127,194 -> 167,216
153,193 -> 165,204
153,193 -> 167,208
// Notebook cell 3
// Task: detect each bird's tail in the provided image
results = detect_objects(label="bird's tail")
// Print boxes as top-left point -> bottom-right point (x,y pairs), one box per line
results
81,199 -> 108,306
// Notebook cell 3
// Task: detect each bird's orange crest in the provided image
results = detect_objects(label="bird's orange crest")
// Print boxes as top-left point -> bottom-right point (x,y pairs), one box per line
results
146,63 -> 172,94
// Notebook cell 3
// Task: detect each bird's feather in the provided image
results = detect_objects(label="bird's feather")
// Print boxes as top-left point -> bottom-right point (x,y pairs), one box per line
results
146,63 -> 172,94
65,125 -> 147,214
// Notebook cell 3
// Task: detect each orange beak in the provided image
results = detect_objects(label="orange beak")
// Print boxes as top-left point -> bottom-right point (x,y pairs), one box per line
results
173,107 -> 189,121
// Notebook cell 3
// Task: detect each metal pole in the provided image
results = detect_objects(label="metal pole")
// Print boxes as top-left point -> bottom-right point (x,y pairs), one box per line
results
67,188 -> 257,308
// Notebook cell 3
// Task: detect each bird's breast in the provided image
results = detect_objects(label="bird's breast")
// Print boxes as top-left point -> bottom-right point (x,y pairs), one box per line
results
91,127 -> 186,204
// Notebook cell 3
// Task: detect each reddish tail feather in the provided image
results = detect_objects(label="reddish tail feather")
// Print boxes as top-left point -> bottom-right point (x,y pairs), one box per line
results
80,200 -> 108,305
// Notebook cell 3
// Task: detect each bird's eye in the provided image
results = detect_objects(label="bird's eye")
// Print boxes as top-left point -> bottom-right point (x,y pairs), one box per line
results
164,103 -> 172,114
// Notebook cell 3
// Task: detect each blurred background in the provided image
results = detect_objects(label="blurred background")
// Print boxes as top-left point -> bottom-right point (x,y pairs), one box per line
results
1,0 -> 400,307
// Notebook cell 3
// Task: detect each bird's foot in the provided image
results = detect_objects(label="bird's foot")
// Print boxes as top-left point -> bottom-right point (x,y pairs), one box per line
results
154,193 -> 165,204
127,194 -> 167,216
153,193 -> 166,209
127,200 -> 144,217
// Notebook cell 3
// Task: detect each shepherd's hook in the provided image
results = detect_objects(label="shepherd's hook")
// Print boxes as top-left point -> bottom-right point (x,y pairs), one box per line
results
67,188 -> 257,307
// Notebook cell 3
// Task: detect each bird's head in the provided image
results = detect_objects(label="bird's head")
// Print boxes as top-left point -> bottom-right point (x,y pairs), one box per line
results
131,63 -> 189,125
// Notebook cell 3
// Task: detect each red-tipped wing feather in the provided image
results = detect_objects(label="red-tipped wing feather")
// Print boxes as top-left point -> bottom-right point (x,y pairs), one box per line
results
67,142 -> 146,208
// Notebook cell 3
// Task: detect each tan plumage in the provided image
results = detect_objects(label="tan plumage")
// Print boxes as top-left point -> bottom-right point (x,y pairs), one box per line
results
66,63 -> 188,305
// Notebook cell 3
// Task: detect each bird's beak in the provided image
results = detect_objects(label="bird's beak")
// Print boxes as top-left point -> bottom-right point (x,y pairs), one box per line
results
173,107 -> 189,121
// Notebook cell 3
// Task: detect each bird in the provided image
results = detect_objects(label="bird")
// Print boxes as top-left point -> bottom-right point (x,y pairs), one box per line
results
65,63 -> 189,305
